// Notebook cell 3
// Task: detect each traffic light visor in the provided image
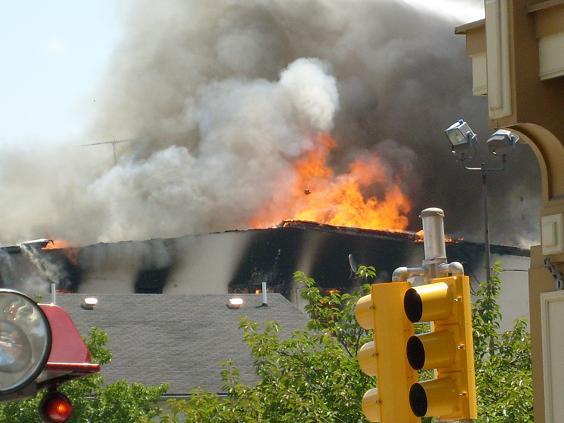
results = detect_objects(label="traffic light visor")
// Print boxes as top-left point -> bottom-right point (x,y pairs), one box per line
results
0,289 -> 52,395
407,330 -> 456,370
404,282 -> 453,323
409,378 -> 459,417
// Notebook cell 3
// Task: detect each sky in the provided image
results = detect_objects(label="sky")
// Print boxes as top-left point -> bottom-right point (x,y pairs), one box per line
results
0,0 -> 483,147
402,0 -> 483,21
0,0 -> 123,145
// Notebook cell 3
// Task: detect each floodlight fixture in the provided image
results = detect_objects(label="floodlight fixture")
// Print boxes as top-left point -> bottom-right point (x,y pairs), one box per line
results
442,118 -> 520,284
487,129 -> 519,157
0,289 -> 52,395
444,119 -> 477,160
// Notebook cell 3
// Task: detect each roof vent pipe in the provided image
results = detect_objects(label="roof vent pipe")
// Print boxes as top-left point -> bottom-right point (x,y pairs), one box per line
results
420,208 -> 447,265
261,282 -> 268,307
50,282 -> 56,305
420,207 -> 447,280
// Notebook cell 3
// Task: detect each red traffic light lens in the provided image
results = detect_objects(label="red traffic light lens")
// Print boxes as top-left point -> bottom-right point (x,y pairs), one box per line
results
39,391 -> 73,423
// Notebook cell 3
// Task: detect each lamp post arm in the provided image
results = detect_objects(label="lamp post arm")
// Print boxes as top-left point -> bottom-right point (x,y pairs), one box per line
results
462,154 -> 507,172
463,165 -> 484,171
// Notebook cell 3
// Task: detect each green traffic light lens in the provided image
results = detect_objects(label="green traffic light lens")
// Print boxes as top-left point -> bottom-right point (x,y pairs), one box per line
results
0,290 -> 51,395
409,383 -> 428,417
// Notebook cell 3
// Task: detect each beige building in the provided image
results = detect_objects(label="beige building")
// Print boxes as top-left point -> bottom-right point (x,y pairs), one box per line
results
456,1 -> 564,421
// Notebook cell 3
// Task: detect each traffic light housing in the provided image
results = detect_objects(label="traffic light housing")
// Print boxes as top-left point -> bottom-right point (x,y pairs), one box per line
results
403,275 -> 477,420
355,282 -> 419,423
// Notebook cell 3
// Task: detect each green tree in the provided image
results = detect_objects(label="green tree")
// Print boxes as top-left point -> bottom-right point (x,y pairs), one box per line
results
4,264 -> 531,422
473,264 -> 533,422
0,327 -> 167,422
163,265 -> 532,423
162,270 -> 375,422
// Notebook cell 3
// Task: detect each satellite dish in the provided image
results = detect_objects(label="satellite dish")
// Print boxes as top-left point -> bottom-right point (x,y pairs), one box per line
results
348,254 -> 358,273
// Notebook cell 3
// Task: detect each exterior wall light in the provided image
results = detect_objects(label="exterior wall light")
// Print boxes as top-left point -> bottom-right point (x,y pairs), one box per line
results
227,298 -> 244,309
80,297 -> 98,310
444,119 -> 478,161
486,129 -> 518,157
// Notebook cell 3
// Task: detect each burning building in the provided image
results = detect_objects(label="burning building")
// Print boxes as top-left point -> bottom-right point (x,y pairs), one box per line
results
0,0 -> 540,252
0,219 -> 529,331
0,130 -> 531,330
0,1 -> 537,334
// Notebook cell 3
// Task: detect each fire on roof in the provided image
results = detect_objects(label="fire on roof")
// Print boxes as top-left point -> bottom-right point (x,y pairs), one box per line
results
0,221 -> 528,305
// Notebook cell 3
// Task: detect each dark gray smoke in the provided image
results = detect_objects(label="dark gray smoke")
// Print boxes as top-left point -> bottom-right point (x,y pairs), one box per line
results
0,0 -> 540,247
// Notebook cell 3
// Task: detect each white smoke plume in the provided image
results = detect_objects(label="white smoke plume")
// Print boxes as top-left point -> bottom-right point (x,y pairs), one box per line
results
86,58 -> 339,241
20,245 -> 65,287
0,0 -> 540,247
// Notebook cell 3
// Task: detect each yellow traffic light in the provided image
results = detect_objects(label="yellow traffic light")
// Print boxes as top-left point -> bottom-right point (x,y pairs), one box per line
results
355,282 -> 419,423
403,275 -> 477,420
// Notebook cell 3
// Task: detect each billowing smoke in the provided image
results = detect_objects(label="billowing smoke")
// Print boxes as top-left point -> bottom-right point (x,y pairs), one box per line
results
0,0 -> 540,247
87,57 -> 339,241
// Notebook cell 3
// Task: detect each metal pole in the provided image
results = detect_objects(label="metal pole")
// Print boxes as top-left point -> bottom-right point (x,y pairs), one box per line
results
420,207 -> 447,281
261,281 -> 268,306
481,164 -> 491,284
51,282 -> 56,305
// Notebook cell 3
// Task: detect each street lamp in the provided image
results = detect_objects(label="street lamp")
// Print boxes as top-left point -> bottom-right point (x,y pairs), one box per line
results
444,119 -> 519,283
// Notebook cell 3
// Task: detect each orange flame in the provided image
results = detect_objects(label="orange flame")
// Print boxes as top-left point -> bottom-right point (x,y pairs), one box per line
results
415,230 -> 424,243
250,133 -> 411,230
42,240 -> 71,250
415,230 -> 460,244
42,239 -> 79,263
